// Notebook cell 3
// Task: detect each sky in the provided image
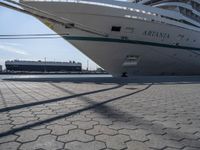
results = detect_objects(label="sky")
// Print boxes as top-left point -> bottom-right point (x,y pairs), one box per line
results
0,0 -> 126,70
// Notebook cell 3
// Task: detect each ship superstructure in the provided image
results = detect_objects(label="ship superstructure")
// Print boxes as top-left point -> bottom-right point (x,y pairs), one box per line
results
1,0 -> 200,76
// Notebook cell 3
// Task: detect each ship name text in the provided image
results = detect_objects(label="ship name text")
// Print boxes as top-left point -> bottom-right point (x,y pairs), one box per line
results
143,30 -> 170,39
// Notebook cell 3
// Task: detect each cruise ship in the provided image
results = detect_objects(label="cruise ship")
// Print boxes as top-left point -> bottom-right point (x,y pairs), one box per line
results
1,0 -> 200,76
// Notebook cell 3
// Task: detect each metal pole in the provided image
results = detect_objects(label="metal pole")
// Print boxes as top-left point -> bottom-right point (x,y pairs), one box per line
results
44,57 -> 46,72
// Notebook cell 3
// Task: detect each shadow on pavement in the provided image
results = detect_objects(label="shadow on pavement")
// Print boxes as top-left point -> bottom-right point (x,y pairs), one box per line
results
0,84 -> 152,137
0,84 -> 123,113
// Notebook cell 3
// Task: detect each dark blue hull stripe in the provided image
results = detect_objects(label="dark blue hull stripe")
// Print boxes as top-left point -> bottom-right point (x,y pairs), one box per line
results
63,36 -> 200,51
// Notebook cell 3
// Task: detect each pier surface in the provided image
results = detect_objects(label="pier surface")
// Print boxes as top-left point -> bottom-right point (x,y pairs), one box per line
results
0,75 -> 200,150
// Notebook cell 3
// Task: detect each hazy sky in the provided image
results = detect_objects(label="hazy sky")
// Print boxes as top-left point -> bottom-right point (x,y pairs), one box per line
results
0,0 -> 126,70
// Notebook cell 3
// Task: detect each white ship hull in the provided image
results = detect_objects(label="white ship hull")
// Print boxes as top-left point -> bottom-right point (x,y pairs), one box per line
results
67,39 -> 200,76
21,0 -> 200,76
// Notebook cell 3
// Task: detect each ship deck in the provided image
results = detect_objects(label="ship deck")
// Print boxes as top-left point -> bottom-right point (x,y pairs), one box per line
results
0,75 -> 200,150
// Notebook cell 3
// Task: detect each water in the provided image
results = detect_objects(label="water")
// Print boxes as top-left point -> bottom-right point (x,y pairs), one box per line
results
0,74 -> 112,80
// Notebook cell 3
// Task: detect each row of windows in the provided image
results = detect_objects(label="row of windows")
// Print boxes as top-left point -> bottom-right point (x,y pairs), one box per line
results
179,7 -> 200,23
143,0 -> 189,6
157,5 -> 200,24
147,0 -> 200,13
161,15 -> 200,28
149,0 -> 200,24
157,5 -> 200,27
191,1 -> 200,13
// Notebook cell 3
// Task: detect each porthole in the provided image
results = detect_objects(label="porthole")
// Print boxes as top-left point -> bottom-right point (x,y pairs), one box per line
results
111,26 -> 121,32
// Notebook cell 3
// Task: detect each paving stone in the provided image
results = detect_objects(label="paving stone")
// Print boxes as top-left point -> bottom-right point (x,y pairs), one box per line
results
87,125 -> 118,136
65,141 -> 106,150
182,147 -> 200,150
145,134 -> 184,149
96,134 -> 130,149
33,109 -> 56,115
72,120 -> 98,130
119,129 -> 149,142
0,142 -> 20,150
178,125 -> 200,134
58,129 -> 94,143
19,134 -> 64,150
31,124 -> 48,130
175,118 -> 192,125
66,115 -> 91,122
194,132 -> 200,138
109,121 -> 138,130
158,120 -> 180,129
0,135 -> 18,144
126,141 -> 150,150
0,119 -> 12,125
191,120 -> 200,128
30,107 -> 48,112
36,114 -> 57,120
16,129 -> 50,142
180,139 -> 200,148
10,111 -> 34,118
47,124 -> 77,135
11,117 -> 38,125
92,117 -> 114,125
164,147 -> 180,150
0,124 -> 13,133
48,119 -> 71,126
139,124 -> 166,135
0,113 -> 10,120
164,128 -> 199,141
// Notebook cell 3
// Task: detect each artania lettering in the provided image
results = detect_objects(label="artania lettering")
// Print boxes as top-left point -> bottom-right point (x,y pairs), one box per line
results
143,30 -> 170,39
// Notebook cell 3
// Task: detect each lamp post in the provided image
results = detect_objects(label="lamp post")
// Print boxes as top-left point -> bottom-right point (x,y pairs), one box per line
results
44,57 -> 46,72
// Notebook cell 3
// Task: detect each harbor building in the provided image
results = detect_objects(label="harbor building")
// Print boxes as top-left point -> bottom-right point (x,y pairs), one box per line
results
5,60 -> 82,72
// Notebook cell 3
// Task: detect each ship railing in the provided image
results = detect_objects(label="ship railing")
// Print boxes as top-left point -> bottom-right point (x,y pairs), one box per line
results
22,0 -> 129,10
21,0 -> 158,16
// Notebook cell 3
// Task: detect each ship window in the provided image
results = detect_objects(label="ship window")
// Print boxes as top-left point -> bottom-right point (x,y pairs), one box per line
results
111,26 -> 121,32
123,55 -> 140,67
65,23 -> 75,28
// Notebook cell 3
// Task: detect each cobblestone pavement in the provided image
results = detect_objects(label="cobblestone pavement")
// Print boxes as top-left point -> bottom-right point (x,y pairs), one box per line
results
0,76 -> 200,150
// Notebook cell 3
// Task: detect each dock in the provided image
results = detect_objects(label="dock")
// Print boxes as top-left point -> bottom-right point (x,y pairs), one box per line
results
0,75 -> 200,150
